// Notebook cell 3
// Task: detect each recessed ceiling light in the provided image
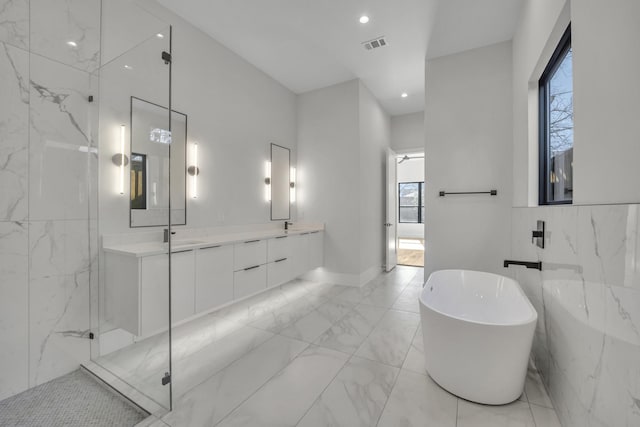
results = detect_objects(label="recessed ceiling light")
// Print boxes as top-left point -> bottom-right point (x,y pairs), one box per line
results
401,92 -> 408,98
124,65 -> 133,70
359,15 -> 369,24
156,33 -> 164,39
67,41 -> 77,47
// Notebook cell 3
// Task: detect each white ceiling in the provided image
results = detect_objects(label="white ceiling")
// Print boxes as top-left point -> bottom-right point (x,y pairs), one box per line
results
156,0 -> 524,116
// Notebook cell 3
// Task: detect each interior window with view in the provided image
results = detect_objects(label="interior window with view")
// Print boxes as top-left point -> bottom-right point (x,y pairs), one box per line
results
539,25 -> 573,204
399,182 -> 425,223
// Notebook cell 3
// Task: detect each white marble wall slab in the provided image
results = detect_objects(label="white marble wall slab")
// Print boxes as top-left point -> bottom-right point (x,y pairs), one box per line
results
29,0 -> 100,72
0,41 -> 28,221
0,0 -> 29,50
0,221 -> 28,400
29,54 -> 92,221
511,204 -> 640,427
28,271 -> 91,386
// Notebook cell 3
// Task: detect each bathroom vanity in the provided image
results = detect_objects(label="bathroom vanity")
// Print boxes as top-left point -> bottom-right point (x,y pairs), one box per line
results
103,227 -> 324,337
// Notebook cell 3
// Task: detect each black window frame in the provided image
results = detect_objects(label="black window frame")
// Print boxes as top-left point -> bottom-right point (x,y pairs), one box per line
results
539,24 -> 573,206
398,181 -> 425,224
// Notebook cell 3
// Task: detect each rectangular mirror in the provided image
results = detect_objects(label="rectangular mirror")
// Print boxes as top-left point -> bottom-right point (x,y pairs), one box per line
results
130,96 -> 187,227
271,143 -> 290,220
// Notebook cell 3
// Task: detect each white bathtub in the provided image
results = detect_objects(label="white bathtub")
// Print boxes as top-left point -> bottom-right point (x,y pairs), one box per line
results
419,270 -> 537,405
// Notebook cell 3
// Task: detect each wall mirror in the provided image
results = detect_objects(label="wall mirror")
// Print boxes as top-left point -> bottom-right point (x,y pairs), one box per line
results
130,96 -> 187,227
271,143 -> 290,220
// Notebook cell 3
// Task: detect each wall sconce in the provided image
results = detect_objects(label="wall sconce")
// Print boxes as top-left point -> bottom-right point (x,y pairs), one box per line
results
187,142 -> 199,199
111,124 -> 129,195
264,161 -> 271,202
290,166 -> 296,203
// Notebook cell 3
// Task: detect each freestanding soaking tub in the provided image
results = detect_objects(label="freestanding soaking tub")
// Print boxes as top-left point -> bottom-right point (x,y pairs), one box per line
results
419,270 -> 537,405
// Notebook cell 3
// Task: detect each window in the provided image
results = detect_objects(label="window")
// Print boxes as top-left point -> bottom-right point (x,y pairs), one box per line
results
399,182 -> 425,223
539,24 -> 573,205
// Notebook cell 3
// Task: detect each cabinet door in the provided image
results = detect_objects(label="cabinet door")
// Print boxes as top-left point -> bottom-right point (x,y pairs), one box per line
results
289,233 -> 309,278
140,254 -> 169,336
308,231 -> 324,270
171,250 -> 196,323
234,239 -> 267,270
195,245 -> 234,313
234,265 -> 267,299
267,257 -> 293,288
267,236 -> 290,262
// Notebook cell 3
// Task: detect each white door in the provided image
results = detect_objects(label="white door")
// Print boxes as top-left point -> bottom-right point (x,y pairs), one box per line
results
385,148 -> 398,272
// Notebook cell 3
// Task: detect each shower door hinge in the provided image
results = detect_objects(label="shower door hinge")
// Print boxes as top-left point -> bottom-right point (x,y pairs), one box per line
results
89,332 -> 94,340
88,95 -> 94,103
162,51 -> 172,64
162,372 -> 171,386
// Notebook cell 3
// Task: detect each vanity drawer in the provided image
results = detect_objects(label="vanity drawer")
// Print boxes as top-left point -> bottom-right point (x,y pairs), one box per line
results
267,236 -> 290,262
267,257 -> 294,288
234,239 -> 267,270
234,264 -> 267,299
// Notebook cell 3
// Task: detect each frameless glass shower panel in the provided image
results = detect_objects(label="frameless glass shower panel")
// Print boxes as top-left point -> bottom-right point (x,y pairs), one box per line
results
90,3 -> 173,412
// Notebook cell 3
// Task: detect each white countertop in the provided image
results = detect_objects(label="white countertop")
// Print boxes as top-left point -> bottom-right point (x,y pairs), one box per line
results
103,226 -> 324,257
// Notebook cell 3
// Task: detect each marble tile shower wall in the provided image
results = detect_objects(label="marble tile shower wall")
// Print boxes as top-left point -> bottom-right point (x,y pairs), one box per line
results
511,205 -> 640,427
0,0 -> 101,401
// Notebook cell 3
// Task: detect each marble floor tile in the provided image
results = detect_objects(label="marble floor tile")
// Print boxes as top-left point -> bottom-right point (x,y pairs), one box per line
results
524,366 -> 554,409
162,335 -> 308,427
216,346 -> 349,427
530,403 -> 562,427
249,296 -> 320,333
391,285 -> 422,313
377,369 -> 457,427
359,283 -> 407,308
279,310 -> 336,343
297,356 -> 399,427
170,326 -> 274,398
457,399 -> 535,427
313,304 -> 387,354
355,309 -> 420,367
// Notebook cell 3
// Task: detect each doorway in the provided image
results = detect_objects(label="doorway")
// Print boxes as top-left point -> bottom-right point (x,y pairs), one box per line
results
396,152 -> 425,267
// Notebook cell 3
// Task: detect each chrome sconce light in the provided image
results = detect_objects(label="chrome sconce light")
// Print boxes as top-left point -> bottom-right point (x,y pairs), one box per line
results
187,142 -> 199,199
264,161 -> 271,202
112,124 -> 129,195
289,167 -> 296,203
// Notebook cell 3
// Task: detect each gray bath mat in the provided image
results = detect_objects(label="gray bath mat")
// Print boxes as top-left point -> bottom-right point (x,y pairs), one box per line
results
0,369 -> 147,427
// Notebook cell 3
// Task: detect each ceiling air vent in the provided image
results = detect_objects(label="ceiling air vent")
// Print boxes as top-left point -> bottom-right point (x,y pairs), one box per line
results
362,36 -> 387,51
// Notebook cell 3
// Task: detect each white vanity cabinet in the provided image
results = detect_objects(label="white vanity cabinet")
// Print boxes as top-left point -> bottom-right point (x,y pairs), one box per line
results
195,245 -> 234,313
104,228 -> 324,338
106,249 -> 197,337
308,231 -> 324,269
233,239 -> 268,299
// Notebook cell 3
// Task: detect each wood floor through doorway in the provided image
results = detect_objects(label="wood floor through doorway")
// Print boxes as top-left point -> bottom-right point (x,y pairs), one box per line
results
397,238 -> 424,267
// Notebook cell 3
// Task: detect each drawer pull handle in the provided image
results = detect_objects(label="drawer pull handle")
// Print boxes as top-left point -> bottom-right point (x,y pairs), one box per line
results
309,231 -> 319,234
275,258 -> 287,263
201,245 -> 221,250
300,232 -> 310,235
244,239 -> 260,244
275,236 -> 288,239
172,249 -> 192,254
244,265 -> 260,271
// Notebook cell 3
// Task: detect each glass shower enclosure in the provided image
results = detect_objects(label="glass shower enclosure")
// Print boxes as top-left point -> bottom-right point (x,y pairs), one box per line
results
86,2 -> 176,415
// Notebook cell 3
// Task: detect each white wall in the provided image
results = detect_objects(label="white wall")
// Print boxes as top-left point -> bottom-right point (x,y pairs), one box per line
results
512,0 -> 640,206
390,112 -> 424,152
397,158 -> 425,239
100,0 -> 297,236
571,0 -> 640,204
510,2 -> 640,426
358,82 -> 390,276
297,80 -> 361,278
424,41 -> 513,276
298,80 -> 389,285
